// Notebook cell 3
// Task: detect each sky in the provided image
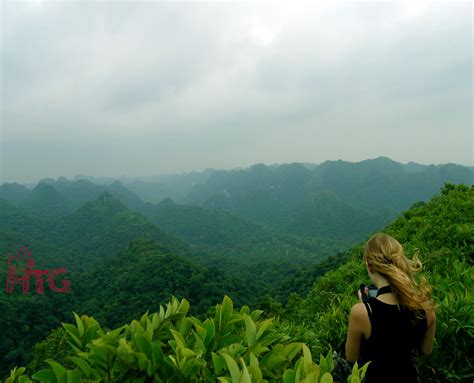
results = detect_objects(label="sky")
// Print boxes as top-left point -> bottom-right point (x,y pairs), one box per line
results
1,1 -> 472,184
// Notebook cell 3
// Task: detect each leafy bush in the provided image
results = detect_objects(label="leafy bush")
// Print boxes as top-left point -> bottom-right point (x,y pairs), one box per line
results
6,296 -> 369,383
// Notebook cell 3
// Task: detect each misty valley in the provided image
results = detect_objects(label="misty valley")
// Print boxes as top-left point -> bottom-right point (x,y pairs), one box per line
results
1,158 -> 473,382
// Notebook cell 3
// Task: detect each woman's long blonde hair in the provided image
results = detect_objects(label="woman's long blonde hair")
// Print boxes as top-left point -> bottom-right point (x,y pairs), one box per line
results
364,233 -> 434,313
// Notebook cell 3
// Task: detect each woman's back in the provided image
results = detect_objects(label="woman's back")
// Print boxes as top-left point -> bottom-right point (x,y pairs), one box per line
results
360,298 -> 428,383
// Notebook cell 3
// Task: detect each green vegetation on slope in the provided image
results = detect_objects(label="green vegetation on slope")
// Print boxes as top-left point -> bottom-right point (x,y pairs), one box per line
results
184,159 -> 473,237
74,239 -> 253,328
138,198 -> 342,303
2,181 -> 472,382
6,296 -> 369,383
284,184 -> 473,382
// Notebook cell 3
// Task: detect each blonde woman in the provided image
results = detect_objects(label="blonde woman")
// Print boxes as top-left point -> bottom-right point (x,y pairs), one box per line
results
346,233 -> 436,383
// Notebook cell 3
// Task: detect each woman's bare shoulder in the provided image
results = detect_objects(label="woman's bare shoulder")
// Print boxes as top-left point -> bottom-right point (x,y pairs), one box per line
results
350,303 -> 368,319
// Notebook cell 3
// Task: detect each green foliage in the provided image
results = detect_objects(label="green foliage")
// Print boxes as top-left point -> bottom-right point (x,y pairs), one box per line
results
75,239 -> 239,327
26,328 -> 75,373
2,173 -> 472,382
287,184 -> 474,382
138,198 -> 344,304
8,296 -> 369,382
185,159 -> 473,237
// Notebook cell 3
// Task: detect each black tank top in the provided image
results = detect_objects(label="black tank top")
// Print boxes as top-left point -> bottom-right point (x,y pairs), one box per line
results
360,296 -> 427,383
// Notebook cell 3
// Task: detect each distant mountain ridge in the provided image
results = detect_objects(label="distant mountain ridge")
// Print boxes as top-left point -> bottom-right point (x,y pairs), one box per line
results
0,178 -> 144,219
178,157 -> 472,236
0,192 -> 188,271
2,157 -> 472,246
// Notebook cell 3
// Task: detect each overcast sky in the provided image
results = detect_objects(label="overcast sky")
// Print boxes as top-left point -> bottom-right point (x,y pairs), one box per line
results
1,1 -> 472,183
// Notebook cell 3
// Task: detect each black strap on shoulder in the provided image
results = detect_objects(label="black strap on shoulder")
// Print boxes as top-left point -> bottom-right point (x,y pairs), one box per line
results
376,285 -> 392,297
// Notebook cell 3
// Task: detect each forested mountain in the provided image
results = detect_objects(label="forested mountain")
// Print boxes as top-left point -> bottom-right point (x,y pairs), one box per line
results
74,239 -> 249,327
0,192 -> 187,269
182,158 -> 472,234
4,184 -> 472,382
4,157 -> 471,248
20,183 -> 72,220
73,168 -> 216,204
1,159 -> 472,381
0,198 -> 75,269
47,192 -> 188,267
117,157 -> 473,244
0,189 -> 339,377
0,183 -> 31,205
137,197 -> 342,303
0,178 -> 144,219
0,193 -> 191,375
124,169 -> 216,204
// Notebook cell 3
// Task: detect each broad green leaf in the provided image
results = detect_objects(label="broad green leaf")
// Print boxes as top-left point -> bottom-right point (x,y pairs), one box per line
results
248,364 -> 263,381
65,369 -> 81,383
265,354 -> 287,370
326,350 -> 334,371
139,311 -> 149,325
244,315 -> 257,347
170,329 -> 187,349
212,352 -> 225,375
240,358 -> 251,383
131,319 -> 145,334
256,318 -> 273,340
221,352 -> 241,383
73,313 -> 84,338
302,344 -> 312,373
67,357 -> 93,377
151,343 -> 164,364
319,355 -> 329,375
64,328 -> 82,350
320,372 -> 333,383
249,353 -> 259,367
303,371 -> 318,383
83,321 -> 101,345
145,317 -> 153,342
62,323 -> 79,341
283,343 -> 302,361
222,296 -> 234,324
151,312 -> 161,330
135,333 -> 153,360
46,360 -> 66,382
283,369 -> 296,383
178,298 -> 190,315
181,347 -> 197,358
203,319 -> 216,346
192,330 -> 206,355
31,370 -> 56,382
178,317 -> 193,338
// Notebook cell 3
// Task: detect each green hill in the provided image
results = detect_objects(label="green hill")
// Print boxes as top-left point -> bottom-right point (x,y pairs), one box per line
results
284,184 -> 473,382
20,183 -> 73,219
5,185 -> 472,383
181,158 -> 473,245
74,239 -> 249,328
137,197 -> 341,303
1,180 -> 472,382
0,178 -> 145,220
0,183 -> 31,205
48,192 -> 188,267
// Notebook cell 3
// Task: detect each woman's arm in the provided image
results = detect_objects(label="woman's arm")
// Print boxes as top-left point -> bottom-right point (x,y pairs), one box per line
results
420,309 -> 436,355
346,303 -> 370,363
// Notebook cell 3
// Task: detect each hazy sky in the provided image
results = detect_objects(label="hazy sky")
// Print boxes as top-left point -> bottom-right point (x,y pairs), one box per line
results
1,1 -> 472,183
